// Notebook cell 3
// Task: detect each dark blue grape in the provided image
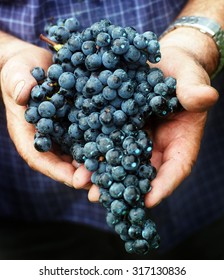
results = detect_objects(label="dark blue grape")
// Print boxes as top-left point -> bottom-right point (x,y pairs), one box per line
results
85,53 -> 102,71
123,45 -> 141,62
128,224 -> 142,239
71,52 -> 85,67
36,118 -> 53,134
96,134 -> 114,154
56,47 -> 73,63
68,123 -> 83,140
83,76 -> 103,96
138,164 -> 156,180
30,85 -> 46,102
50,93 -> 65,108
67,34 -> 83,52
106,211 -> 121,227
105,148 -> 123,166
31,67 -> 45,82
96,32 -> 111,47
147,68 -> 164,87
117,80 -> 135,99
53,26 -> 70,43
109,182 -> 125,198
78,116 -> 89,130
64,17 -> 80,32
123,185 -> 141,205
125,26 -> 137,43
113,68 -> 128,81
58,72 -> 76,89
110,199 -> 129,217
107,74 -> 122,89
154,82 -> 169,96
98,172 -> 113,189
102,86 -> 117,101
81,40 -> 97,55
114,221 -> 129,236
121,99 -> 138,116
111,37 -> 129,54
83,141 -> 100,158
138,179 -> 152,194
87,112 -> 101,129
128,208 -> 146,226
149,95 -> 169,117
112,110 -> 127,127
132,239 -> 149,255
133,34 -> 148,49
99,190 -> 114,208
38,101 -> 56,118
84,128 -> 100,142
34,134 -> 52,152
109,129 -> 125,146
47,64 -> 64,81
111,165 -> 127,181
111,26 -> 127,39
98,70 -> 113,85
102,50 -> 120,69
24,106 -> 40,123
147,39 -> 160,55
84,158 -> 99,171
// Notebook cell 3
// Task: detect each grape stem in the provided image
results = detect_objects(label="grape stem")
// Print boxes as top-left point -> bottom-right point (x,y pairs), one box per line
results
39,34 -> 63,51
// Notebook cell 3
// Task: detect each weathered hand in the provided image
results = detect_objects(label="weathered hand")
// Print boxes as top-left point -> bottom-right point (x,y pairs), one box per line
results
1,42 -> 76,186
84,28 -> 219,206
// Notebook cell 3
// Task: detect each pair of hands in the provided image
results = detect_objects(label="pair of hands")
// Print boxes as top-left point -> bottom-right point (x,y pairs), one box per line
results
0,28 -> 219,208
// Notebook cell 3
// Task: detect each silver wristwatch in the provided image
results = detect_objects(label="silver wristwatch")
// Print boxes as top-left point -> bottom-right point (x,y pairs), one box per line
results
160,16 -> 224,78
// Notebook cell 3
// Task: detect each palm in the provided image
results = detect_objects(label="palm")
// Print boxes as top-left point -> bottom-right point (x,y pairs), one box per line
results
144,109 -> 207,207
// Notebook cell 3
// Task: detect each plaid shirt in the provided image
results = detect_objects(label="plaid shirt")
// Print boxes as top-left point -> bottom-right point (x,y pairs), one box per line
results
1,0 -> 224,253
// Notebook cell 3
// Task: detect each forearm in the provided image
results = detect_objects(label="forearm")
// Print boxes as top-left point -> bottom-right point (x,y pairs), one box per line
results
179,0 -> 224,28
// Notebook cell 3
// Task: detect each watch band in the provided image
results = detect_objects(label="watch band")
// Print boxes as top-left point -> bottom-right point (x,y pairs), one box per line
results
160,16 -> 224,78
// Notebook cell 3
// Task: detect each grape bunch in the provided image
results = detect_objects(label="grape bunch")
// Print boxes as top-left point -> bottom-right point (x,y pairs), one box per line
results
24,17 -> 182,255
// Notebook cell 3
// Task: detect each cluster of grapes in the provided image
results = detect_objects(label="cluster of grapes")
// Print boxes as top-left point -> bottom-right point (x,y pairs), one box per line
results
24,17 -> 182,255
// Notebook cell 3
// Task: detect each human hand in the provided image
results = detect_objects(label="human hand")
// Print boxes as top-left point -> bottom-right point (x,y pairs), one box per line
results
77,27 -> 219,207
1,39 -> 77,186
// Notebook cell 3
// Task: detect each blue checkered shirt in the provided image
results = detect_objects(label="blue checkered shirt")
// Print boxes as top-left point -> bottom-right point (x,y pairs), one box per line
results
1,0 -> 224,253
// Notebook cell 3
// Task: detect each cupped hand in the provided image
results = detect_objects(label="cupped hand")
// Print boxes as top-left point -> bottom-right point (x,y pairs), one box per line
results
83,29 -> 219,207
1,43 -> 76,186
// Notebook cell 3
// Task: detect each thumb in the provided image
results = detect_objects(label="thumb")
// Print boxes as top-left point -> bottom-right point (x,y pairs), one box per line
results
13,70 -> 37,106
1,58 -> 37,105
1,47 -> 52,106
175,62 -> 219,112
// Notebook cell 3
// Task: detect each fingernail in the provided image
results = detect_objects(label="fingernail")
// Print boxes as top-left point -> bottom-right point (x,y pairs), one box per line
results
64,182 -> 73,188
84,182 -> 92,189
72,160 -> 82,168
14,80 -> 25,101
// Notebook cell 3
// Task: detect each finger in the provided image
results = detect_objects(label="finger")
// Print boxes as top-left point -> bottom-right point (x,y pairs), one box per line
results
72,164 -> 92,189
145,114 -> 205,208
145,157 -> 191,208
4,101 -> 75,186
176,66 -> 219,112
88,184 -> 100,202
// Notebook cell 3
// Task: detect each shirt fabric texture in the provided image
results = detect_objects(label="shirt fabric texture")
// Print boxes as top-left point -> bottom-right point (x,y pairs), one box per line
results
0,0 -> 224,253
